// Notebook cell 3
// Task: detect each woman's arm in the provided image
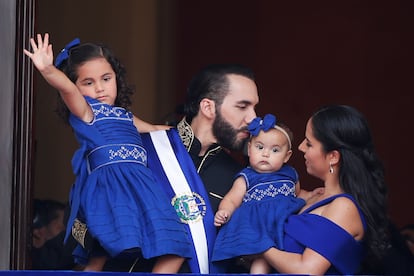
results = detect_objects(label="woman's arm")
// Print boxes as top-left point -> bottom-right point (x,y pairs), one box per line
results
214,177 -> 246,226
263,246 -> 331,275
24,33 -> 92,122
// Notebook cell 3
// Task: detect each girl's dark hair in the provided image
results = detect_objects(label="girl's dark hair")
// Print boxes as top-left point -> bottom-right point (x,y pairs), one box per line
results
55,42 -> 134,123
184,64 -> 255,123
311,104 -> 390,272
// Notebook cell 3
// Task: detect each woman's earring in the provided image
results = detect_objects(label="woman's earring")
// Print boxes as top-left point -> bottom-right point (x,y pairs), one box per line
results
329,162 -> 334,174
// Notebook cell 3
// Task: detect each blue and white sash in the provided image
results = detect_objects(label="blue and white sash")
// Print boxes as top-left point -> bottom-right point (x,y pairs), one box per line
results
141,129 -> 218,274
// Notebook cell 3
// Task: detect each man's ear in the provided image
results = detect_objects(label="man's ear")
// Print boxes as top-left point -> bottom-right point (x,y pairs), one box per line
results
199,98 -> 216,119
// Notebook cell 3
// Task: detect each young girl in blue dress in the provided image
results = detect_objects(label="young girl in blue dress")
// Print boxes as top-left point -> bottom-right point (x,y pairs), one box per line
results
24,33 -> 192,272
212,114 -> 313,273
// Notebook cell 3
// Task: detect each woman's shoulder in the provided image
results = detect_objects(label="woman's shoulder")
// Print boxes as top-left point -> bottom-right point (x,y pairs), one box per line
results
318,194 -> 360,216
304,194 -> 362,222
326,195 -> 359,212
304,193 -> 353,211
322,194 -> 365,239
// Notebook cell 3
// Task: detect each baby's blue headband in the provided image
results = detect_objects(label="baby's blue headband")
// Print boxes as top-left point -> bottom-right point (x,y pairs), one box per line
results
248,114 -> 292,149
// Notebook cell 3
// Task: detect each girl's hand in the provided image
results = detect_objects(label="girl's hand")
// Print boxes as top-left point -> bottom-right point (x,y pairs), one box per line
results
23,33 -> 54,72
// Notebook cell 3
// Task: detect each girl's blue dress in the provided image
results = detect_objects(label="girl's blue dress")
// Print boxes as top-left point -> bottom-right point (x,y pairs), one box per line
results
66,97 -> 192,261
212,165 -> 305,261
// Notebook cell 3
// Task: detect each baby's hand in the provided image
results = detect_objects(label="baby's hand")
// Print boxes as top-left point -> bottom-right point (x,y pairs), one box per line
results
298,187 -> 325,202
214,210 -> 230,227
23,33 -> 54,71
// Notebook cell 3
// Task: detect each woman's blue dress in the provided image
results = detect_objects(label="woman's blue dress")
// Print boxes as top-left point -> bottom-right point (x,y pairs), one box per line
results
283,193 -> 367,275
212,165 -> 305,261
66,97 -> 192,261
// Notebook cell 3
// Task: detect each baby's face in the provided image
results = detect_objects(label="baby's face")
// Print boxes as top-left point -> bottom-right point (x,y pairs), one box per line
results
248,129 -> 292,173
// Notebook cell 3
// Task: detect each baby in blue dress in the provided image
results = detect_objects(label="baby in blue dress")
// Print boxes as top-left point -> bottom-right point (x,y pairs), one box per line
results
212,114 -> 309,273
24,33 -> 192,272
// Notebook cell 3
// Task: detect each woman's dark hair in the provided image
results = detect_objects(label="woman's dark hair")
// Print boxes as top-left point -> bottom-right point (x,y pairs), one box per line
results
184,64 -> 255,123
311,104 -> 390,271
55,42 -> 134,123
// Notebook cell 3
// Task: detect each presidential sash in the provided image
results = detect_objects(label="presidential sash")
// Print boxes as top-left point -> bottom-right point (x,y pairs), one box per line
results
141,129 -> 218,273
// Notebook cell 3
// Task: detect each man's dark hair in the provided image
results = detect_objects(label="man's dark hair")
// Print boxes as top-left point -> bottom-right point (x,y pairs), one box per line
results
184,64 -> 255,123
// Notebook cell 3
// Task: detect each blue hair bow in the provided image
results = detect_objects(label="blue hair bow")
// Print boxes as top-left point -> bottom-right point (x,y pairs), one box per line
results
54,38 -> 80,67
248,114 -> 276,136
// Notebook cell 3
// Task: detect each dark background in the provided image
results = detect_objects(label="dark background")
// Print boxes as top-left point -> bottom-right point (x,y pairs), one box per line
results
173,1 -> 413,227
33,0 -> 413,229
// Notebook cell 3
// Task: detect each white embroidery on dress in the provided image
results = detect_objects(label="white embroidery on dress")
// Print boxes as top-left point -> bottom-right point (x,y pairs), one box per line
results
91,103 -> 132,122
244,182 -> 295,202
109,146 -> 147,162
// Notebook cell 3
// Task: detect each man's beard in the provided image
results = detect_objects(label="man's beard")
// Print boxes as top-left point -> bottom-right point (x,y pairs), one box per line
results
212,110 -> 247,151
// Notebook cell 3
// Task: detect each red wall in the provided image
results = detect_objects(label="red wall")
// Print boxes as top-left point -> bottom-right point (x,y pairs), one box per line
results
173,1 -> 413,227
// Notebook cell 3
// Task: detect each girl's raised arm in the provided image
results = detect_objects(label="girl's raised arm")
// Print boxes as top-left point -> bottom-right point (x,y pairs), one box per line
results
24,33 -> 92,122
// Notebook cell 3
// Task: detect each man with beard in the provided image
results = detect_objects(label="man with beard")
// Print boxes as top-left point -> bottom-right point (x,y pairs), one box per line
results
69,64 -> 259,272
169,64 -> 259,273
176,64 -> 259,213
